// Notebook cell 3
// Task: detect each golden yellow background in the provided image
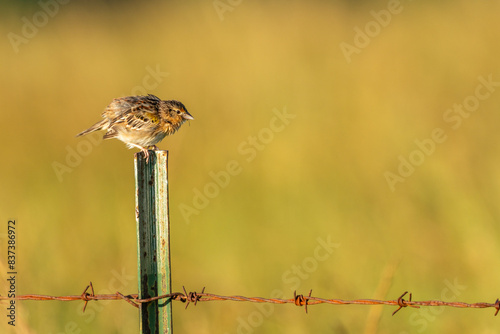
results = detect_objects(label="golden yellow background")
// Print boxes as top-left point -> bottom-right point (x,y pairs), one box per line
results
1,1 -> 500,333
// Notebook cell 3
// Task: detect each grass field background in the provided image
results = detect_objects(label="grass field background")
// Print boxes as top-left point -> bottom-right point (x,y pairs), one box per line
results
1,1 -> 500,333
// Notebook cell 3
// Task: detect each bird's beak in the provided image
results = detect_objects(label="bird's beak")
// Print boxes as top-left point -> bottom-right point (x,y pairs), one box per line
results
183,111 -> 194,120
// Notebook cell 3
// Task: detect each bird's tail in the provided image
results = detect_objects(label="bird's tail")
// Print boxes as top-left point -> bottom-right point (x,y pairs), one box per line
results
75,119 -> 108,137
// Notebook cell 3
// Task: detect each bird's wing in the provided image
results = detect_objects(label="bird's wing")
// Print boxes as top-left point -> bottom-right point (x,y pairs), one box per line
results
123,109 -> 161,130
103,95 -> 158,117
106,95 -> 162,129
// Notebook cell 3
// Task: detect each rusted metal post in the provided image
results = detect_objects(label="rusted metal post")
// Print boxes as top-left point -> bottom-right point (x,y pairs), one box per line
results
135,150 -> 172,333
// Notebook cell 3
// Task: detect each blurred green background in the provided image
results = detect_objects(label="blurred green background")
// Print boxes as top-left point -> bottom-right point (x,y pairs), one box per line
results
1,0 -> 500,333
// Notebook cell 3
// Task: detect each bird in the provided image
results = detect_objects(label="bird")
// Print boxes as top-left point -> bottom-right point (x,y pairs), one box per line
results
76,94 -> 193,162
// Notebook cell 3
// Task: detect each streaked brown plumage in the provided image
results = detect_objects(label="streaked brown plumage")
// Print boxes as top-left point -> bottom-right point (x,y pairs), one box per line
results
76,94 -> 193,161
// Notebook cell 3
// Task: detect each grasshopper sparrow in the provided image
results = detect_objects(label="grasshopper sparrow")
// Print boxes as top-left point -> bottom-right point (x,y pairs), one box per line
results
76,94 -> 193,161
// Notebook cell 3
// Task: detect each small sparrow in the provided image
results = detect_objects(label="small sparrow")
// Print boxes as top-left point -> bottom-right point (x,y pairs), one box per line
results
76,94 -> 193,161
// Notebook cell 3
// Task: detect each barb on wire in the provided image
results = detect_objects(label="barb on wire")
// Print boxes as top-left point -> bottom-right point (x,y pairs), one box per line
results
182,286 -> 205,309
1,283 -> 499,317
81,281 -> 95,313
392,291 -> 419,316
294,289 -> 312,313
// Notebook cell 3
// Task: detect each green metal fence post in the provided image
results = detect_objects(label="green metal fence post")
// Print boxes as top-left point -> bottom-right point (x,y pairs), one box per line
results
135,150 -> 173,333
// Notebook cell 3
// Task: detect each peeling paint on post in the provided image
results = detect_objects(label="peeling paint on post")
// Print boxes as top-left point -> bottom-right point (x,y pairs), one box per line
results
135,150 -> 172,333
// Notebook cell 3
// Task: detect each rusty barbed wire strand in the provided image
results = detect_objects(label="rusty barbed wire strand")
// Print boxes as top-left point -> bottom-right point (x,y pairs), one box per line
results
1,282 -> 499,316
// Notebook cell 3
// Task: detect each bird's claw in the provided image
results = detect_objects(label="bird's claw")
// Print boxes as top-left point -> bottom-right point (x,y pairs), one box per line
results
142,148 -> 150,163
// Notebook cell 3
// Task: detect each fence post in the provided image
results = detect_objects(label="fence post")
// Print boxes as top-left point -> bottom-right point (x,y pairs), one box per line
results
135,150 -> 173,333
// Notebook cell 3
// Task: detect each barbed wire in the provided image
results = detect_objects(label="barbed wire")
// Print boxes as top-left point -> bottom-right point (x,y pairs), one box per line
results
1,282 -> 499,316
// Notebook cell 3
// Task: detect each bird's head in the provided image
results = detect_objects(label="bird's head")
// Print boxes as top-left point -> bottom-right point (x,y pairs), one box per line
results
163,100 -> 194,126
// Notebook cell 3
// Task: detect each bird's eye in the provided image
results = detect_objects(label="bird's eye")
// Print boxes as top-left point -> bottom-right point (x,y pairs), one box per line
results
176,110 -> 181,114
